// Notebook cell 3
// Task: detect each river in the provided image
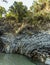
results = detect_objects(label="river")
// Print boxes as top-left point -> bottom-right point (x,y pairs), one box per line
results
0,53 -> 45,65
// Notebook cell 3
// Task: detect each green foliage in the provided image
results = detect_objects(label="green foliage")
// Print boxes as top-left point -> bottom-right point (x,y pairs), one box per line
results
30,0 -> 50,29
0,0 -> 50,31
9,1 -> 28,22
6,11 -> 18,21
0,6 -> 6,18
2,0 -> 8,3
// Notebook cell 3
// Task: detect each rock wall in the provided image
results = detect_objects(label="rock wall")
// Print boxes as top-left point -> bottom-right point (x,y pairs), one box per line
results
0,31 -> 50,63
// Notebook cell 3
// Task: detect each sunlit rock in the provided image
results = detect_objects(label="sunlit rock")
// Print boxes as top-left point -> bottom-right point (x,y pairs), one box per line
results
45,58 -> 50,65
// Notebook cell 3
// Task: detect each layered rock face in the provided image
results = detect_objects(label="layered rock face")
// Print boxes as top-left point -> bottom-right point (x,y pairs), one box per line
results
0,31 -> 50,63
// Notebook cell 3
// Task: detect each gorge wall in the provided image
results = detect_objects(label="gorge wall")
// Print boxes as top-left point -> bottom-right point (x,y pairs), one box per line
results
0,30 -> 50,63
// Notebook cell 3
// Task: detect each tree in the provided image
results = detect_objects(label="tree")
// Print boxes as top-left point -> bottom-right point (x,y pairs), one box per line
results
2,0 -> 8,3
0,6 -> 6,18
30,0 -> 50,30
9,1 -> 28,22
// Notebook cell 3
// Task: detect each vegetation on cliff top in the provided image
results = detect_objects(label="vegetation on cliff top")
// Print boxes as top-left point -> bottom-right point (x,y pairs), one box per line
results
0,0 -> 50,33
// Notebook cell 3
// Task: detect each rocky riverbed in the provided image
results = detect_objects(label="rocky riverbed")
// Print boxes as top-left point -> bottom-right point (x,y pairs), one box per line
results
0,30 -> 50,65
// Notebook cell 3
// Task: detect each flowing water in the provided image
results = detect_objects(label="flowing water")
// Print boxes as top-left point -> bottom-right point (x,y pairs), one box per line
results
0,53 -> 45,65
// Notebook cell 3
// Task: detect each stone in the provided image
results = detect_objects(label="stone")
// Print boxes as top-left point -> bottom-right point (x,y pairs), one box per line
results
45,58 -> 50,65
0,32 -> 50,63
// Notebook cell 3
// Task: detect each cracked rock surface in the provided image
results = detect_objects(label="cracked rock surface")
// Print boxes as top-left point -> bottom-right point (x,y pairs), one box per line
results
0,31 -> 50,64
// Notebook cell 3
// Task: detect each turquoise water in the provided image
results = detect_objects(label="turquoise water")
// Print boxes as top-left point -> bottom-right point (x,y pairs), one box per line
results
0,53 -> 45,65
